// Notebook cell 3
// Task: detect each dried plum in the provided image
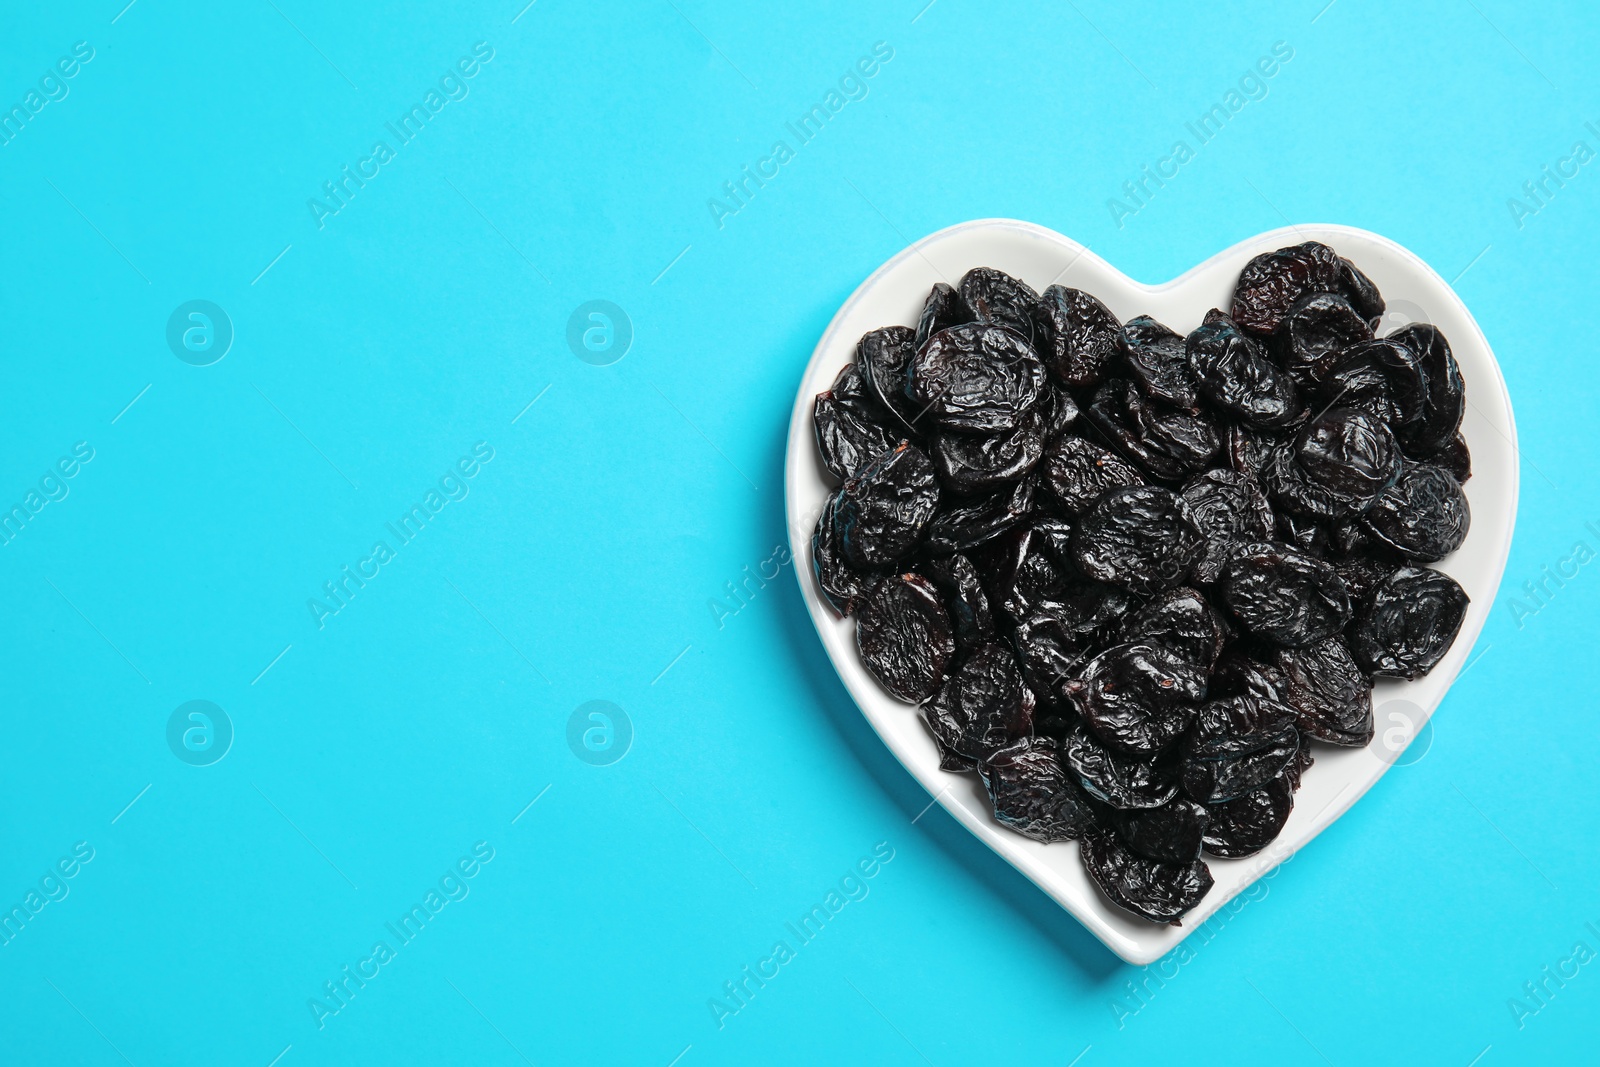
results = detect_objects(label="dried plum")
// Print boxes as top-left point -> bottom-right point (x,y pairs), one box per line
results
1348,566 -> 1468,679
1314,339 -> 1428,428
1186,309 -> 1300,427
981,737 -> 1099,842
921,476 -> 1035,555
1224,422 -> 1284,476
1274,291 -> 1372,384
855,573 -> 956,703
1437,431 -> 1472,485
1036,285 -> 1125,387
1179,469 -> 1275,584
836,442 -> 941,569
1072,486 -> 1202,596
920,553 -> 995,659
1081,831 -> 1214,925
915,281 -> 968,348
1231,241 -> 1345,336
1390,324 -> 1464,457
1038,435 -> 1145,518
1338,258 -> 1386,327
1180,696 -> 1298,804
931,411 -> 1046,493
1063,724 -> 1179,809
1113,798 -> 1209,863
921,642 -> 1036,761
858,326 -> 923,433
958,267 -> 1039,340
1086,379 -> 1221,482
1121,587 -> 1229,669
813,363 -> 897,480
1217,542 -> 1351,647
908,323 -> 1046,433
1123,316 -> 1201,411
1364,464 -> 1469,562
1268,406 -> 1402,520
812,491 -> 883,615
1069,643 -> 1207,757
1203,776 -> 1293,858
1274,638 -> 1373,746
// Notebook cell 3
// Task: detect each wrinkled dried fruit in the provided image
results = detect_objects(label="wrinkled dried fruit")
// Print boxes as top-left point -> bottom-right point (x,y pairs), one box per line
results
1073,486 -> 1203,596
1123,315 -> 1200,411
959,267 -> 1039,340
1390,324 -> 1464,457
1113,798 -> 1209,863
856,573 -> 956,703
1064,725 -> 1180,809
1039,435 -> 1145,518
1364,464 -> 1469,562
932,411 -> 1046,493
920,553 -> 995,659
1082,831 -> 1214,925
1122,587 -> 1229,669
1179,469 -> 1275,584
812,491 -> 883,615
1070,642 -> 1208,757
981,737 -> 1099,842
1087,379 -> 1221,482
1275,638 -> 1373,745
858,326 -> 923,434
1180,696 -> 1299,803
915,281 -> 968,349
837,442 -> 941,569
1231,241 -> 1345,336
923,644 -> 1037,766
1217,542 -> 1352,647
1274,291 -> 1372,384
814,363 -> 897,480
1036,285 -> 1125,388
1348,566 -> 1469,679
909,323 -> 1046,433
1186,309 -> 1300,427
1203,776 -> 1294,857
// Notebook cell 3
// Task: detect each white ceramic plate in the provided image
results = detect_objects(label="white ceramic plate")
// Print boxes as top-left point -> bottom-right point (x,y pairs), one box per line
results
784,220 -> 1518,964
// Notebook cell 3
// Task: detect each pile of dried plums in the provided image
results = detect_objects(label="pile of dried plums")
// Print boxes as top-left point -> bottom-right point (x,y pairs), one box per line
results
811,242 -> 1472,925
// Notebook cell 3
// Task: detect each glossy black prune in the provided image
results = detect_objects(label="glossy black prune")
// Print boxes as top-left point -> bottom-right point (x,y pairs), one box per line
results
1202,776 -> 1293,858
1036,285 -> 1125,388
920,553 -> 995,659
1338,258 -> 1386,328
1072,486 -> 1203,595
1231,241 -> 1345,336
958,267 -> 1039,340
1123,316 -> 1201,411
1217,541 -> 1351,647
1268,406 -> 1402,521
1087,379 -> 1221,482
1224,423 -> 1285,477
921,642 -> 1036,761
1186,309 -> 1300,427
813,363 -> 897,481
1436,432 -> 1473,485
1121,587 -> 1229,669
915,281 -> 968,349
858,326 -> 923,434
1113,797 -> 1209,863
1081,831 -> 1214,925
855,573 -> 955,703
931,411 -> 1046,493
1274,291 -> 1372,384
1314,339 -> 1429,428
980,737 -> 1099,842
1364,464 -> 1469,562
1179,469 -> 1275,585
1331,554 -> 1398,607
1063,725 -> 1180,809
812,491 -> 883,615
908,324 -> 1046,434
1348,566 -> 1469,679
921,476 -> 1035,556
836,442 -> 941,569
1180,696 -> 1299,804
1274,637 -> 1373,746
1390,324 -> 1465,457
1038,435 -> 1145,518
1069,642 -> 1207,757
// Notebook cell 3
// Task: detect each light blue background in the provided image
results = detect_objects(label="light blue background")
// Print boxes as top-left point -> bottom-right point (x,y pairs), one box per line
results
1,1 -> 1596,1064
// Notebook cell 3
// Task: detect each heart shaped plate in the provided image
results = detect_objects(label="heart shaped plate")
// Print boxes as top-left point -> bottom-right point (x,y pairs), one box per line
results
783,220 -> 1518,964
